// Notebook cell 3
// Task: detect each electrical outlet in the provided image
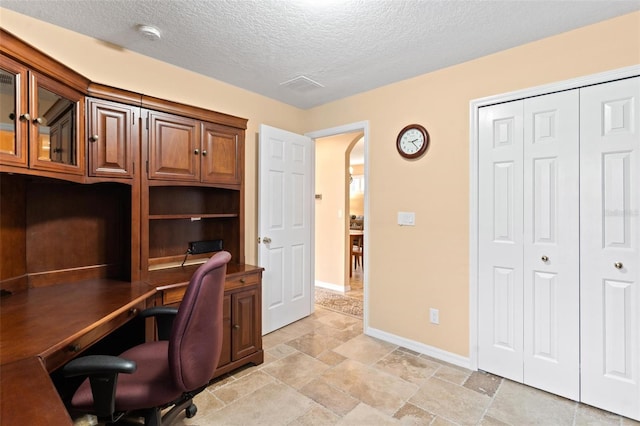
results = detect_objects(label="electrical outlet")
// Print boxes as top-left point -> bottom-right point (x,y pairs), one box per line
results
429,308 -> 440,325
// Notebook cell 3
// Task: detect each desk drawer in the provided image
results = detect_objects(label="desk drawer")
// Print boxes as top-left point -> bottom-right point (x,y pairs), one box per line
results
41,304 -> 142,372
225,273 -> 260,291
163,285 -> 187,305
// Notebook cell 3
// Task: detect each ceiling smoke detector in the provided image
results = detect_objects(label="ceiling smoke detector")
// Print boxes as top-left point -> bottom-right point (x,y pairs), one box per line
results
137,24 -> 161,41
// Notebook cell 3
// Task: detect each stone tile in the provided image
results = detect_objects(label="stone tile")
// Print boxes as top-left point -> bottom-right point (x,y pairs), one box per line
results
171,391 -> 225,425
262,327 -> 298,347
299,377 -> 360,416
316,310 -> 361,331
433,363 -> 472,385
212,370 -> 275,404
486,379 -> 576,425
622,416 -> 640,425
463,370 -> 502,397
393,402 -> 436,425
333,334 -> 397,365
197,382 -> 313,425
409,377 -> 491,425
262,351 -> 331,389
575,404 -> 621,425
322,359 -> 418,416
336,403 -> 400,425
288,403 -> 341,425
315,349 -> 347,366
479,415 -> 510,425
374,349 -> 441,386
285,331 -> 344,357
265,342 -> 298,360
431,416 -> 460,426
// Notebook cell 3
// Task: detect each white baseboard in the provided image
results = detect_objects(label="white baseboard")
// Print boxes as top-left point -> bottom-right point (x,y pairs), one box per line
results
364,325 -> 472,370
314,280 -> 351,293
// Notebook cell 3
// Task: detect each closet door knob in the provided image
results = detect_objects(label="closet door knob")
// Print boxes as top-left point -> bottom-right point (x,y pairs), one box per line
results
541,255 -> 549,262
89,134 -> 99,142
33,117 -> 43,124
614,262 -> 623,269
19,113 -> 31,121
202,150 -> 207,156
194,149 -> 199,155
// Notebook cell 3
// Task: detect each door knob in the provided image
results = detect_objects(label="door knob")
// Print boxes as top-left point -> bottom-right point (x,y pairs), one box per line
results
89,134 -> 99,142
614,262 -> 623,270
263,237 -> 272,244
19,113 -> 31,121
541,255 -> 549,262
33,117 -> 43,124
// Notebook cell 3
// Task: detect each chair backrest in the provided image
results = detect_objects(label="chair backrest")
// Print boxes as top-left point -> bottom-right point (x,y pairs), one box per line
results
168,250 -> 231,391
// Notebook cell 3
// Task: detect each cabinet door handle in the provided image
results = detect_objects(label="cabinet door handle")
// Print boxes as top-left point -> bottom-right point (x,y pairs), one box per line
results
19,113 -> 31,121
614,262 -> 623,269
194,149 -> 199,155
541,255 -> 549,262
89,134 -> 99,142
33,117 -> 43,124
202,150 -> 207,156
233,324 -> 240,330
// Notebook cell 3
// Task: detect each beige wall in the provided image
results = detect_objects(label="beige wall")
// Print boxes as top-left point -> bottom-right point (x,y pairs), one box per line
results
314,134 -> 349,289
305,12 -> 640,356
2,8 -> 639,358
348,163 -> 364,217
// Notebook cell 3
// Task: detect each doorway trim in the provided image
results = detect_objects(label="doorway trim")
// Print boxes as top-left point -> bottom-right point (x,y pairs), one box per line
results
468,65 -> 640,370
306,121 -> 370,327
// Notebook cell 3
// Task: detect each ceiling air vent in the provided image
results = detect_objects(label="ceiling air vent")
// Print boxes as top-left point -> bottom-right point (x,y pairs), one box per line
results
279,75 -> 324,92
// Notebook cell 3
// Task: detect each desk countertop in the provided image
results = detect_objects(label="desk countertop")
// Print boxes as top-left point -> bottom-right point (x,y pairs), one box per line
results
1,279 -> 156,367
0,279 -> 156,426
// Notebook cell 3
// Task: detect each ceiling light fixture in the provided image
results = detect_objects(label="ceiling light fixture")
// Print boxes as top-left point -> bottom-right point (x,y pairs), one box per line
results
137,24 -> 161,41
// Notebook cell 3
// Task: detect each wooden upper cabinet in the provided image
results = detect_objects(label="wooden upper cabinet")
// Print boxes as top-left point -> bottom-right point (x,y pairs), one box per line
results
0,55 -> 28,167
147,110 -> 200,181
202,122 -> 242,185
147,110 -> 243,186
87,97 -> 138,178
0,53 -> 85,177
29,71 -> 85,176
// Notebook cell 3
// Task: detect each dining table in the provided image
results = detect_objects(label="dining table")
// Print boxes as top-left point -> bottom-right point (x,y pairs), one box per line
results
349,230 -> 364,277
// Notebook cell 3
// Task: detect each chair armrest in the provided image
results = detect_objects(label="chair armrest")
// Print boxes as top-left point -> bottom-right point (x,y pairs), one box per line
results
63,355 -> 136,421
139,306 -> 179,341
63,355 -> 136,377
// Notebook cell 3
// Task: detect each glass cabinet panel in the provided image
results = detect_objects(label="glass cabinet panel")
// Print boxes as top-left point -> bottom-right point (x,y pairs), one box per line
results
0,55 -> 28,167
29,71 -> 84,174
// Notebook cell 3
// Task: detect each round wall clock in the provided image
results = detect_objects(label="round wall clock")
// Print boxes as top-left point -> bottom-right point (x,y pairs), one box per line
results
396,124 -> 429,159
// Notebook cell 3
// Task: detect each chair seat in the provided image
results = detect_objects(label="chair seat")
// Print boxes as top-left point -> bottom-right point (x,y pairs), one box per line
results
72,341 -> 183,412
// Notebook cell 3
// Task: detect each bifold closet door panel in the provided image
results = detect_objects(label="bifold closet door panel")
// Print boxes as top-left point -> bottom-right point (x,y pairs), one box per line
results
478,100 -> 525,382
522,90 -> 580,401
580,76 -> 640,421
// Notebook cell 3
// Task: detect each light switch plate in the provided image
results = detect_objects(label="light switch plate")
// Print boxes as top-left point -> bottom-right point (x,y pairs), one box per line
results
398,211 -> 415,226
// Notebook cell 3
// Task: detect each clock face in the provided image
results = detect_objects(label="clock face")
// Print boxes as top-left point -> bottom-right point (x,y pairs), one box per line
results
396,124 -> 429,159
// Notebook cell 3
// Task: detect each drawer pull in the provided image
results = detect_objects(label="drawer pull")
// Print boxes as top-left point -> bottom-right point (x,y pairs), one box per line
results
240,278 -> 246,284
233,324 -> 240,330
68,344 -> 81,353
129,308 -> 138,316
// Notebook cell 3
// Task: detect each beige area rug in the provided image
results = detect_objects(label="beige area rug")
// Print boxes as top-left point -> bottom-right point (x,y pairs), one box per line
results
314,288 -> 363,318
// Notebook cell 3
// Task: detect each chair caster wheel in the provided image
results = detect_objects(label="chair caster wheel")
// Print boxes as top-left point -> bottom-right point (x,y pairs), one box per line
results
186,404 -> 197,418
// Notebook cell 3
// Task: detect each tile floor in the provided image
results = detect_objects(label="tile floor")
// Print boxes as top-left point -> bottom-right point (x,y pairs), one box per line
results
75,269 -> 639,425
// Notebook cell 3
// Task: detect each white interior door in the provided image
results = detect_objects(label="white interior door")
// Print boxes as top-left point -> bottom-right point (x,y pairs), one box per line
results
258,124 -> 313,334
522,90 -> 580,400
580,76 -> 640,421
478,100 -> 525,382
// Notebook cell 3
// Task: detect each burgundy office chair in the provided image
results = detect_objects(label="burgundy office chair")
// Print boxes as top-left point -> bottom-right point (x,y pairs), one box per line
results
63,251 -> 231,426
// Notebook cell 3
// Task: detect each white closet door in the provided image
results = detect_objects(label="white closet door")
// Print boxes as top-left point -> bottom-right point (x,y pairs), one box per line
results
478,100 -> 525,382
580,76 -> 640,421
522,91 -> 580,400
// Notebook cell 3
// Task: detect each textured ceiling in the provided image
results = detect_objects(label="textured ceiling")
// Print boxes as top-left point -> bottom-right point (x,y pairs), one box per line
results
2,0 -> 639,109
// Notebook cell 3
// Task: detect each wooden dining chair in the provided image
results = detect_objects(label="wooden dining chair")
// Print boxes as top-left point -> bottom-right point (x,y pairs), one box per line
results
351,236 -> 363,277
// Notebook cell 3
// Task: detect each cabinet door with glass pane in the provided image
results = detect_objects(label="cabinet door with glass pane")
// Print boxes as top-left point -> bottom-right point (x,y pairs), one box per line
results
0,55 -> 28,167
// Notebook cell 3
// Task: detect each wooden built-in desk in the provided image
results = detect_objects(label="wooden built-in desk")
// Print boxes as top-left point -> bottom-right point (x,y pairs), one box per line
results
0,280 -> 157,426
